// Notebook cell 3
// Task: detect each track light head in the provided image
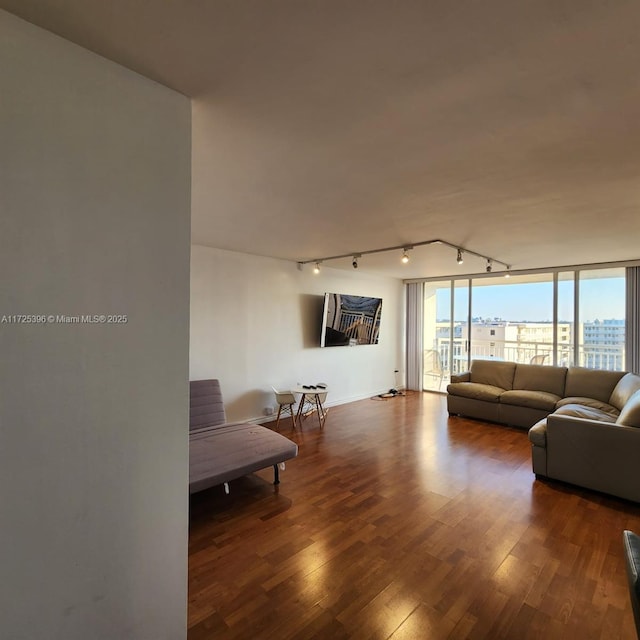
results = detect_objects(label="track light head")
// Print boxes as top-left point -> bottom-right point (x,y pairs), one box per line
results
456,249 -> 464,265
401,248 -> 410,264
486,259 -> 492,273
352,254 -> 360,269
504,266 -> 511,278
313,262 -> 321,274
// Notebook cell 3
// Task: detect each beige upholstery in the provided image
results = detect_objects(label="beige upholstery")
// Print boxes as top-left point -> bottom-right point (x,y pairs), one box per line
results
528,419 -> 547,447
469,360 -> 516,390
554,403 -> 618,422
446,360 -> 640,502
617,389 -> 640,428
446,382 -> 504,402
500,390 -> 561,411
544,416 -> 640,503
563,367 -> 625,404
611,374 -> 640,411
556,396 -> 619,416
512,363 -> 566,396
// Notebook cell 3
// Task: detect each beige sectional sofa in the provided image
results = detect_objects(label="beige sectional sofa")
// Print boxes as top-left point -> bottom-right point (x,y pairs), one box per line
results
447,360 -> 640,502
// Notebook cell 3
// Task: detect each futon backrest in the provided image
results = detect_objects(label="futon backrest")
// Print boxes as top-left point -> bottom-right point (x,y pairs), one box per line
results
190,379 -> 227,431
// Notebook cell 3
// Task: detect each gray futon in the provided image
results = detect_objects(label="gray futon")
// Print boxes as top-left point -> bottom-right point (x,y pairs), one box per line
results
189,379 -> 298,494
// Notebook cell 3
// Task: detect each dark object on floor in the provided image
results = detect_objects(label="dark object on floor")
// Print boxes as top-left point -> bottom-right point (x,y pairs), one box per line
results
624,530 -> 640,639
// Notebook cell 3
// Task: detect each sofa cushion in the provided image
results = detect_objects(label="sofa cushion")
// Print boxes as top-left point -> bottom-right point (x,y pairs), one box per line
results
512,363 -> 567,396
500,389 -> 561,411
564,367 -> 625,404
610,373 -> 640,411
446,382 -> 505,402
554,403 -> 618,423
528,418 -> 547,446
469,360 -> 516,390
617,389 -> 640,428
556,396 -> 619,416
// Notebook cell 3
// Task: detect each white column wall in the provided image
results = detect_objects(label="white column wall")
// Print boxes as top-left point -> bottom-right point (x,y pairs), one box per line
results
190,245 -> 405,421
0,12 -> 191,640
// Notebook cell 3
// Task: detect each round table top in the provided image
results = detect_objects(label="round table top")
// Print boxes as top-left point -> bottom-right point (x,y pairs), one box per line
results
292,384 -> 328,395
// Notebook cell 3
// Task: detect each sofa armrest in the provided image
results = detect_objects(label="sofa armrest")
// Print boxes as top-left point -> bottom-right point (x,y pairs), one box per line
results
450,371 -> 470,383
546,414 -> 640,502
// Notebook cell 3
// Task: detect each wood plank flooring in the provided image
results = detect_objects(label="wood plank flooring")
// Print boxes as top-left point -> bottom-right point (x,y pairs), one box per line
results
188,391 -> 640,639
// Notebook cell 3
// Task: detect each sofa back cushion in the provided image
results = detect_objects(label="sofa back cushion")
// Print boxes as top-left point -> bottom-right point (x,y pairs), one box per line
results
190,379 -> 227,431
513,363 -> 567,396
564,367 -> 625,404
617,389 -> 640,428
610,373 -> 640,411
470,360 -> 516,390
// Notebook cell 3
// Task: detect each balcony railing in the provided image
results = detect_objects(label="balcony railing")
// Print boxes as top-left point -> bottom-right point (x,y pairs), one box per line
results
424,338 -> 625,391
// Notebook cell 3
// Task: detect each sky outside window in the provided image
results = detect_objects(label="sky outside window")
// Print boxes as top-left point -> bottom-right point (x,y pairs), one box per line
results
438,270 -> 625,322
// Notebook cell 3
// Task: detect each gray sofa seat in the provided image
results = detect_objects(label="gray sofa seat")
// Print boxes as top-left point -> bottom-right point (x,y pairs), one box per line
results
446,382 -> 505,402
544,416 -> 640,503
554,403 -> 618,422
527,378 -> 640,450
189,422 -> 298,494
528,377 -> 640,502
189,379 -> 298,494
500,389 -> 561,411
447,361 -> 640,501
528,404 -> 618,449
447,361 -> 566,429
556,396 -> 619,416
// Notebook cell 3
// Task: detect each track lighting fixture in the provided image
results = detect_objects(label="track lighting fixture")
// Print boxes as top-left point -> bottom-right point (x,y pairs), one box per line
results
297,239 -> 509,274
504,266 -> 511,278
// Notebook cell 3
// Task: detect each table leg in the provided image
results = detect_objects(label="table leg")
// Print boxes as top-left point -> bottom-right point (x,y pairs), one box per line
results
315,394 -> 325,428
295,393 -> 306,426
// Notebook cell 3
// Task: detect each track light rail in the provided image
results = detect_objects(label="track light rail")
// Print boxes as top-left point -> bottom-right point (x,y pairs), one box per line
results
297,238 -> 510,271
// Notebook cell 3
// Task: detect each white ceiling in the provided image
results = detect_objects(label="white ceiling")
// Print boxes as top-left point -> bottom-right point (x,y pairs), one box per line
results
3,0 -> 640,279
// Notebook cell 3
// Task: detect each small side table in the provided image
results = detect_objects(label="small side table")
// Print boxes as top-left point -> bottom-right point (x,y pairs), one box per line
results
292,385 -> 328,428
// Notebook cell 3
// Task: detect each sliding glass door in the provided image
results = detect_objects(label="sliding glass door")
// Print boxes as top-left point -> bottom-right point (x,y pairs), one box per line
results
418,265 -> 629,392
422,280 -> 469,391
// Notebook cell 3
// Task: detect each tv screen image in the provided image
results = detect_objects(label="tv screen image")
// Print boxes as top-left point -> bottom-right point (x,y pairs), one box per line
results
320,293 -> 383,347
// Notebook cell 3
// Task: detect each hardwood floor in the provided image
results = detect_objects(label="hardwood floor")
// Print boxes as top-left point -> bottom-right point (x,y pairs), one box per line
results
188,392 -> 640,639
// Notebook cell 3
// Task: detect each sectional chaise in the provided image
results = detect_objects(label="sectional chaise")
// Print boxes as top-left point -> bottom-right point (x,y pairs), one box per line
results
447,360 -> 640,502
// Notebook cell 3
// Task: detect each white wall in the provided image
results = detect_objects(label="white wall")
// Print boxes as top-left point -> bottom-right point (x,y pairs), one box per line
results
190,245 -> 405,421
0,12 -> 191,640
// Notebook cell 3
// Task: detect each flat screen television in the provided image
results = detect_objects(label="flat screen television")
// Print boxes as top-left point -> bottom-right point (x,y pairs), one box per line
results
320,292 -> 383,347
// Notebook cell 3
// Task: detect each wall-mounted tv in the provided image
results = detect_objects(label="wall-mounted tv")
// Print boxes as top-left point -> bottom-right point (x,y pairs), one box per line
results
320,292 -> 383,347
